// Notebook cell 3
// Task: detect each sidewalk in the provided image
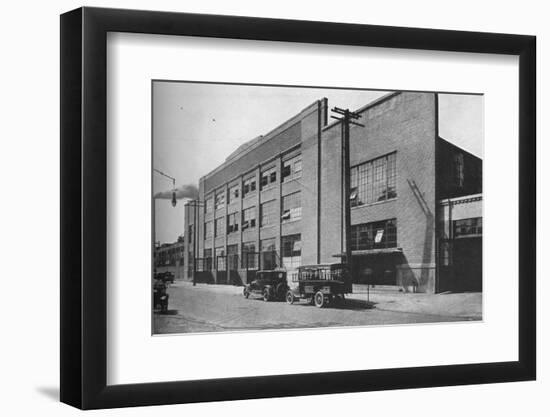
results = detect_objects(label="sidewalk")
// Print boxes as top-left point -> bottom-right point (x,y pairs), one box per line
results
173,280 -> 482,320
352,290 -> 482,319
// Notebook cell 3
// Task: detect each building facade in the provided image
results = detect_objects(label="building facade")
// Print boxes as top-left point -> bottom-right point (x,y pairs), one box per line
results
183,92 -> 482,293
154,239 -> 186,280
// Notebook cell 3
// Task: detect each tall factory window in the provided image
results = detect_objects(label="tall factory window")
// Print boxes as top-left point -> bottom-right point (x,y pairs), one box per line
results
228,184 -> 240,203
282,155 -> 302,182
204,221 -> 213,239
215,217 -> 225,237
241,241 -> 257,269
260,166 -> 277,189
215,191 -> 225,210
243,176 -> 257,198
261,238 -> 277,270
281,192 -> 301,223
227,212 -> 239,234
227,244 -> 239,270
350,152 -> 397,207
351,219 -> 397,251
215,247 -> 225,270
260,200 -> 277,227
204,196 -> 214,213
242,206 -> 256,230
203,248 -> 213,271
454,217 -> 482,238
281,234 -> 301,270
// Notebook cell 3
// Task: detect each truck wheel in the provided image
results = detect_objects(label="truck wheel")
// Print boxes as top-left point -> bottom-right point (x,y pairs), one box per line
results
286,291 -> 295,305
263,288 -> 271,302
243,288 -> 250,299
314,291 -> 325,308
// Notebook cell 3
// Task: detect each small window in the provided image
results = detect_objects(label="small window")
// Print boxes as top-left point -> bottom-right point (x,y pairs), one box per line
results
260,167 -> 277,189
243,177 -> 256,198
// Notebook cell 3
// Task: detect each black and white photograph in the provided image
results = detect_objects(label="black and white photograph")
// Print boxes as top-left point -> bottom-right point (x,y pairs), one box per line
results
152,82 -> 483,334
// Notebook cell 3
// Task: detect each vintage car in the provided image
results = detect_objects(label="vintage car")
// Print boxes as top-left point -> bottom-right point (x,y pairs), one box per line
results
154,271 -> 175,284
243,270 -> 288,302
286,263 -> 352,308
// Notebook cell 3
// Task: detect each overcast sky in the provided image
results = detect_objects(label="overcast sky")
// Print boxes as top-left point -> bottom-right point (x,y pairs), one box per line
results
153,82 -> 483,244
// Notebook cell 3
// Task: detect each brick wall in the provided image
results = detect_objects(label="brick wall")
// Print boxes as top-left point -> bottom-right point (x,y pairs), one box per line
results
317,92 -> 438,292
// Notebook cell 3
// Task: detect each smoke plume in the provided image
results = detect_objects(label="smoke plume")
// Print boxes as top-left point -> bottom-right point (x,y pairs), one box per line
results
154,184 -> 199,200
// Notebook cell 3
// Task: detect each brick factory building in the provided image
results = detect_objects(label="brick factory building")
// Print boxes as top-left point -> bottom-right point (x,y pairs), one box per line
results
183,92 -> 482,293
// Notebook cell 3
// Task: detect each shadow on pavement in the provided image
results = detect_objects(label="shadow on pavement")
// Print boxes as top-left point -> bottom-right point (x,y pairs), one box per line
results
291,298 -> 376,311
154,309 -> 179,315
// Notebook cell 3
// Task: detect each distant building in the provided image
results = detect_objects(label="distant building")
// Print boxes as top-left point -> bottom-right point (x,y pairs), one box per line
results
183,92 -> 482,293
154,239 -> 186,280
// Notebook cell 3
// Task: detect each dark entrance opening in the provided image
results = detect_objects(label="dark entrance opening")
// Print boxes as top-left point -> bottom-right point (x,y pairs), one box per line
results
352,253 -> 399,286
438,237 -> 482,292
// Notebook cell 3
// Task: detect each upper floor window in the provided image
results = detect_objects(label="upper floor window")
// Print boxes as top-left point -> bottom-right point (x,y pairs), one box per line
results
215,191 -> 225,210
260,200 -> 277,227
204,197 -> 214,213
242,206 -> 256,230
227,212 -> 239,234
204,221 -> 213,239
215,217 -> 225,237
350,152 -> 396,207
282,155 -> 302,182
260,166 -> 277,189
243,176 -> 257,198
228,184 -> 240,204
281,191 -> 301,223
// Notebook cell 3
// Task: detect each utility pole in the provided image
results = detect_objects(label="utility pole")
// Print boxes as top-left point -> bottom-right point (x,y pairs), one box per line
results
330,107 -> 364,287
187,200 -> 204,286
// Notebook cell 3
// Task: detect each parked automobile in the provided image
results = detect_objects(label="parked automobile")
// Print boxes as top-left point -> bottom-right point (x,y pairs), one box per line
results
162,271 -> 175,284
286,263 -> 352,308
243,270 -> 288,302
154,271 -> 175,284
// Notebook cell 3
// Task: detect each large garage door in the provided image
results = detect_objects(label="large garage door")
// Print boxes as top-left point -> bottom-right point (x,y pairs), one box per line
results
453,237 -> 482,292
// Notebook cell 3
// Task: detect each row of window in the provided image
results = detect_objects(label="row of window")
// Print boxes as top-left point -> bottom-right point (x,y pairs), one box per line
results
204,155 -> 302,213
198,234 -> 302,271
350,218 -> 397,251
203,191 -> 302,238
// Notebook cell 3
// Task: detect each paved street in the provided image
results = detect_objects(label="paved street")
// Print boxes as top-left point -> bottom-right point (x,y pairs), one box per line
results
154,281 -> 481,334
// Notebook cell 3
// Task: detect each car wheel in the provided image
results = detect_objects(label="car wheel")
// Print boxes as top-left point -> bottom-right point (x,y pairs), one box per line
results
286,290 -> 295,305
263,288 -> 271,302
243,288 -> 250,299
314,291 -> 325,308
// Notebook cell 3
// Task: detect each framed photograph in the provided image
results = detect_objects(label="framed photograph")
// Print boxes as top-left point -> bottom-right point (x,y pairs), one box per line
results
60,6 -> 536,410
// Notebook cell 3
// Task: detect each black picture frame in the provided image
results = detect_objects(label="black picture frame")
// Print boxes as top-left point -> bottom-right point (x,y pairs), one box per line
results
60,6 -> 536,410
